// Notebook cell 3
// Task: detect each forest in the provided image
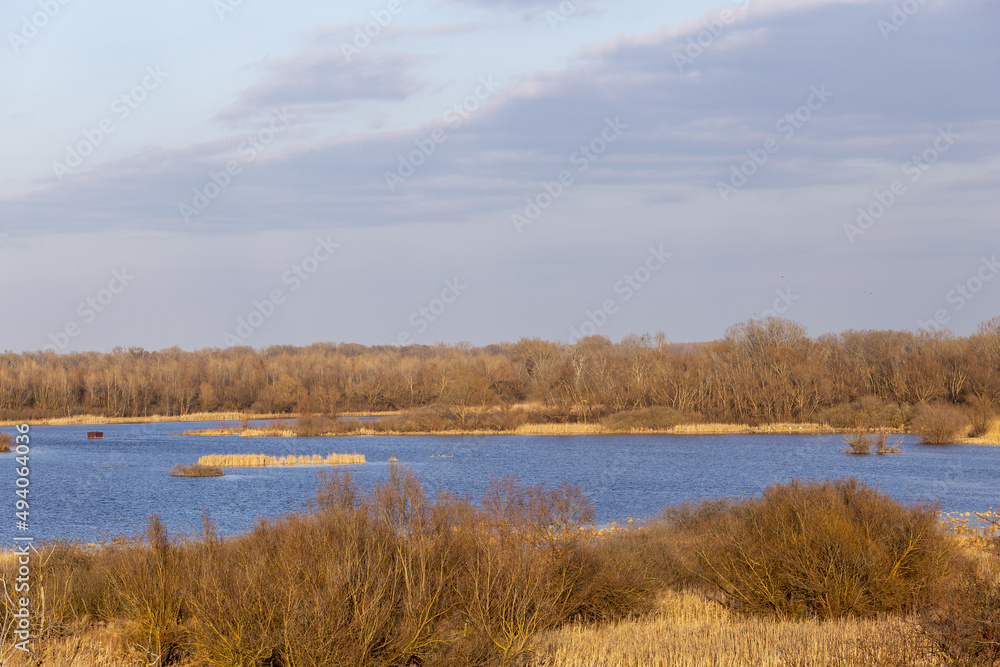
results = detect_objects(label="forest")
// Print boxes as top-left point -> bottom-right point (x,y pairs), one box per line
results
2,317 -> 1000,428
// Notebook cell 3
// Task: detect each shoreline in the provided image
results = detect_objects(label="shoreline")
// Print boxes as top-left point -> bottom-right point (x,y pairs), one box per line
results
0,410 -> 394,427
2,411 -> 996,444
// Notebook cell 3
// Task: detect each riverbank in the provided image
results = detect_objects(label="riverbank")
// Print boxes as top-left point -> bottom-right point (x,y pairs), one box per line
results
6,409 -> 997,444
180,420 -> 847,437
0,410 -> 394,427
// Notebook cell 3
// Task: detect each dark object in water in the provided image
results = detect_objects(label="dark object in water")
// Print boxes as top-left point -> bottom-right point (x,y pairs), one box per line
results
87,431 -> 104,439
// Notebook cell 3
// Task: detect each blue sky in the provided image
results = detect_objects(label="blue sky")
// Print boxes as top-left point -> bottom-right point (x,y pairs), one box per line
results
2,0 -> 998,352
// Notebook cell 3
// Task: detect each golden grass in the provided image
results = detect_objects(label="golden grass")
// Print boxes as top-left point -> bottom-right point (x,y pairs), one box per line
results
532,588 -> 936,667
197,452 -> 365,467
961,418 -> 1000,445
0,622 -> 146,667
0,411 -> 291,427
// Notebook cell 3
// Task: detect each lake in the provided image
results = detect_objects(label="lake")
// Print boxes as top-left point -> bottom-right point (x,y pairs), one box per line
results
1,420 -> 997,544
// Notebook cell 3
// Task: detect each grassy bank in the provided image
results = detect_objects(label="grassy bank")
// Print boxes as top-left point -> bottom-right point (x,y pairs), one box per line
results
0,411 -> 295,427
2,474 -> 998,666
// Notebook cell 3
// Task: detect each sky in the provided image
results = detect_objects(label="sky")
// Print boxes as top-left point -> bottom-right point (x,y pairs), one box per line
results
1,0 -> 998,353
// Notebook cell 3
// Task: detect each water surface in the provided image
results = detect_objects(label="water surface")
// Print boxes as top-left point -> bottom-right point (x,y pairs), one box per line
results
1,421 -> 995,544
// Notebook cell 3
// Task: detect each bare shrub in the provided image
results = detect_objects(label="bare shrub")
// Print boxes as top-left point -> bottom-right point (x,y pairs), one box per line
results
111,516 -> 184,666
0,433 -> 12,452
875,431 -> 903,454
602,406 -> 691,432
842,431 -> 873,455
966,396 -> 994,438
911,403 -> 968,444
919,557 -> 1000,666
294,414 -> 340,436
695,479 -> 955,620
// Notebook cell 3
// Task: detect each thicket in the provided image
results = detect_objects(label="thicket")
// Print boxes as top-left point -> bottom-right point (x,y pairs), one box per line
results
4,476 -> 997,666
3,317 -> 1000,430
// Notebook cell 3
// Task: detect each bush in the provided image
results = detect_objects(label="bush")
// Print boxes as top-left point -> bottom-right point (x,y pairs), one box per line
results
821,396 -> 911,430
912,403 -> 968,444
966,396 -> 994,438
0,432 -> 12,452
5,470 -> 658,666
602,406 -> 691,431
695,479 -> 954,619
294,414 -> 339,436
842,431 -> 872,455
920,557 -> 1000,665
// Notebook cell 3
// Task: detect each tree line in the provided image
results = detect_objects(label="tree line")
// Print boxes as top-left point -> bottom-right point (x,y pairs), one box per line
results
3,317 -> 1000,426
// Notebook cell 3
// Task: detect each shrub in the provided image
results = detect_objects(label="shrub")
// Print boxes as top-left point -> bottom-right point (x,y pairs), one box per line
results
842,431 -> 872,455
294,414 -> 339,436
874,431 -> 903,454
169,464 -> 224,477
920,557 -> 1000,666
821,396 -> 911,430
0,432 -> 12,452
842,431 -> 903,455
912,403 -> 968,444
695,479 -> 954,620
966,396 -> 994,438
602,406 -> 690,431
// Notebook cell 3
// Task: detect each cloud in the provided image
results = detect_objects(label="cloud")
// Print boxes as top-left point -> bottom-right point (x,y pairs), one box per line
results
3,0 -> 996,238
216,50 -> 428,123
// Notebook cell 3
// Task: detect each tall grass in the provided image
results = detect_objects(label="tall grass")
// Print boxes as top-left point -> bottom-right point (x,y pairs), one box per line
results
197,452 -> 365,467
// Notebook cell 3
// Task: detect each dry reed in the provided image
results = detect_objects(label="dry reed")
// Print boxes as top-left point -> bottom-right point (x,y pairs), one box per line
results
533,589 -> 938,667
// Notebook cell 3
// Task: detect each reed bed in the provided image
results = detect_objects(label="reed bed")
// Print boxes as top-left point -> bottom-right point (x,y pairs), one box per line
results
197,452 -> 365,467
962,418 -> 1000,445
533,589 -> 937,667
0,411 -> 290,427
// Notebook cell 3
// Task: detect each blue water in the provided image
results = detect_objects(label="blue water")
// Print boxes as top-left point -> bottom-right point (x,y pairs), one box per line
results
1,421 -> 996,545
